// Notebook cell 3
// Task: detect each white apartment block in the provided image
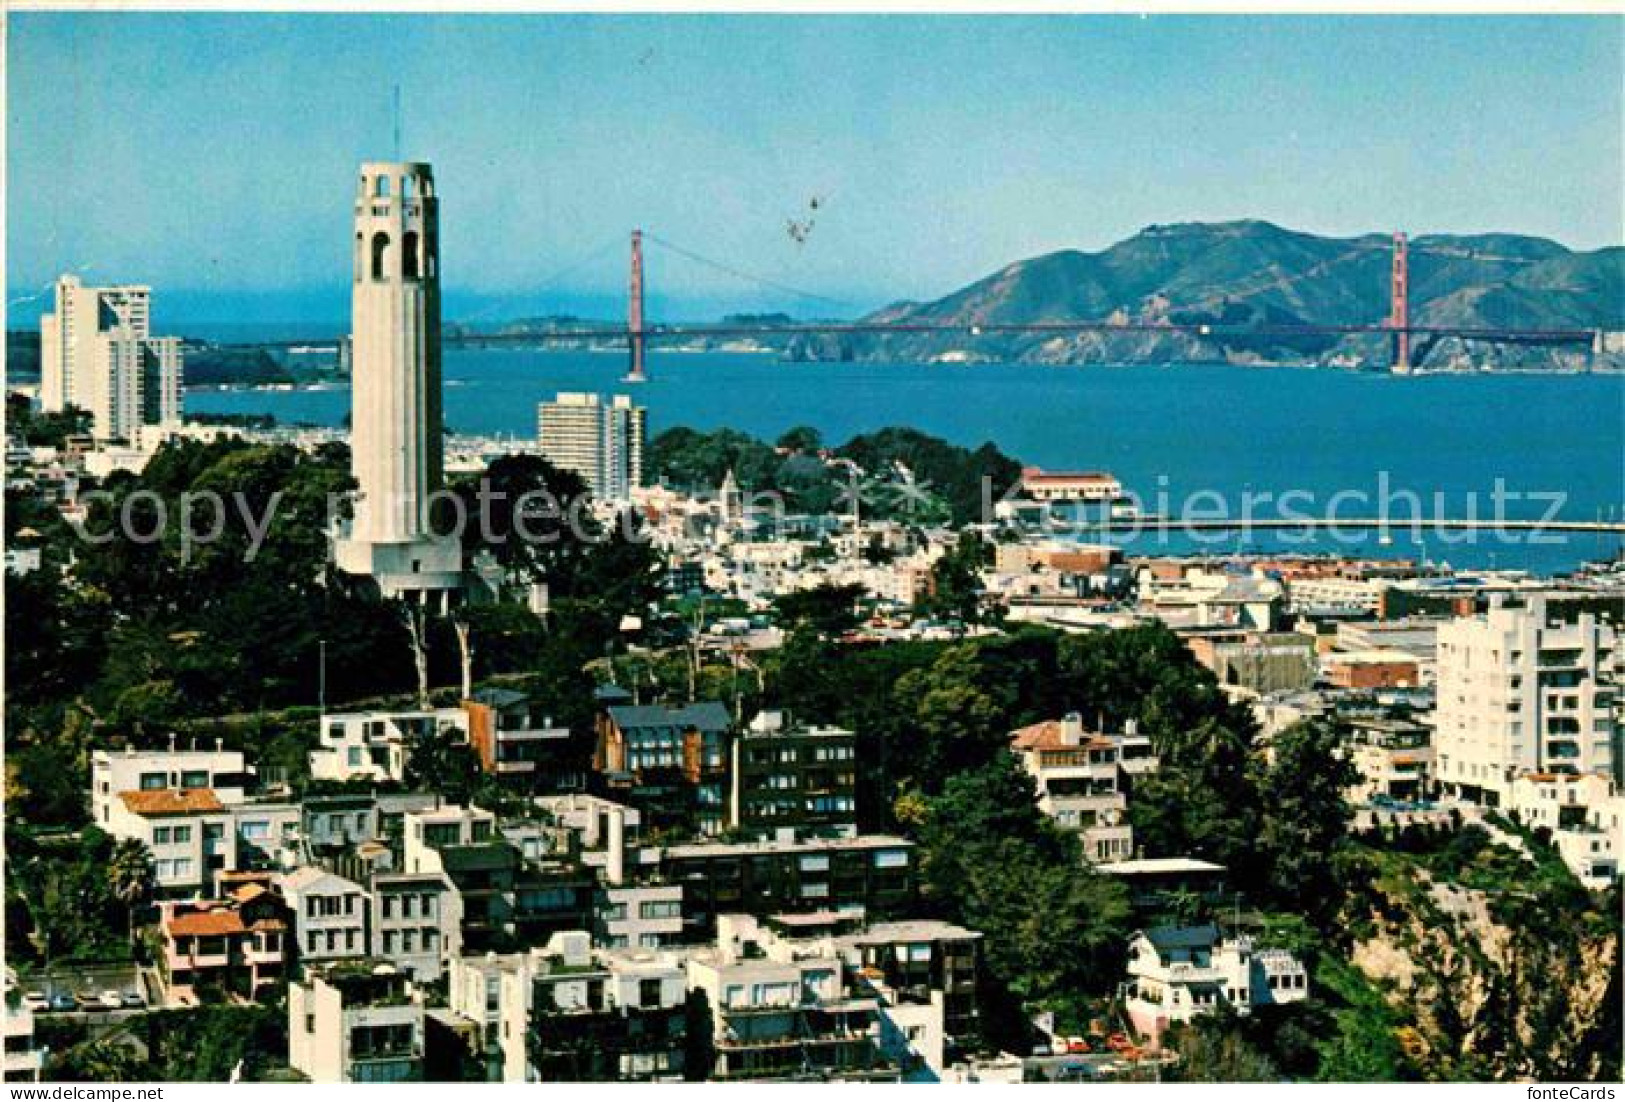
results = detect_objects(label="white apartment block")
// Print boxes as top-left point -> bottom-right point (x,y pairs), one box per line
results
1436,596 -> 1619,807
92,745 -> 248,828
309,707 -> 469,784
280,867 -> 370,965
39,275 -> 183,440
536,392 -> 646,503
448,932 -> 688,1083
289,963 -> 425,1083
93,746 -> 250,896
596,883 -> 684,950
371,872 -> 461,981
1124,924 -> 1308,1040
1508,772 -> 1624,889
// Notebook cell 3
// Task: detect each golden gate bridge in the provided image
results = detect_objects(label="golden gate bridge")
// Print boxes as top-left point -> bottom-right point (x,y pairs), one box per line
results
239,229 -> 1605,381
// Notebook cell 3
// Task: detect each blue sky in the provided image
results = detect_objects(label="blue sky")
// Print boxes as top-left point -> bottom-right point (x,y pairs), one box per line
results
8,13 -> 1622,327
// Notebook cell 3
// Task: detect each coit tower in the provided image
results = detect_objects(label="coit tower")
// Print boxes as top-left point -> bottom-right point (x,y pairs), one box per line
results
334,161 -> 462,602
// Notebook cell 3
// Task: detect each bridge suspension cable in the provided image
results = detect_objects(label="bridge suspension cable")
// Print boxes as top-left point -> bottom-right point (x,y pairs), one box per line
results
642,231 -> 856,312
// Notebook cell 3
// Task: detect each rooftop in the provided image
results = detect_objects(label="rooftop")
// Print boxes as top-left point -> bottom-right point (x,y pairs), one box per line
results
608,702 -> 732,733
118,788 -> 225,816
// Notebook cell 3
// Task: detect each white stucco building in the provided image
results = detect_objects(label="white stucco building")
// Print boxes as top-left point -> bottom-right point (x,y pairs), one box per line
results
1009,713 -> 1159,863
39,275 -> 182,441
309,707 -> 469,784
1435,595 -> 1618,807
280,866 -> 371,965
1124,924 -> 1308,1040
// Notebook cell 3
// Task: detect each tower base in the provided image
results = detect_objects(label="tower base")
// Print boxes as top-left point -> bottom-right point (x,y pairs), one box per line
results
334,531 -> 464,604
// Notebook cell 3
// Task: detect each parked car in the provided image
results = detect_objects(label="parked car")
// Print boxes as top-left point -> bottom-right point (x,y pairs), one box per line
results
120,991 -> 144,1009
1064,1036 -> 1091,1055
47,991 -> 76,1013
1029,1043 -> 1052,1058
74,990 -> 102,1011
99,990 -> 124,1010
22,991 -> 48,1012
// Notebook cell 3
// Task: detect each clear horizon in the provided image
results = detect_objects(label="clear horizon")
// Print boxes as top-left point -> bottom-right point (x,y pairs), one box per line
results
8,13 -> 1622,328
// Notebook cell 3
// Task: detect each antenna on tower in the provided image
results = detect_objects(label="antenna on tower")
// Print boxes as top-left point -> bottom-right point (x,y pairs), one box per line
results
392,84 -> 402,160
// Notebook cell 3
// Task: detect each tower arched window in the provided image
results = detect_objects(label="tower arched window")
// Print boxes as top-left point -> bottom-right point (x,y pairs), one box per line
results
402,231 -> 420,280
373,175 -> 391,199
371,232 -> 393,281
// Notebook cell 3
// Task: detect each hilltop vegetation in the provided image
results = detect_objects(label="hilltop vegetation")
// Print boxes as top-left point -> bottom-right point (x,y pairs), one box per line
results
647,423 -> 1023,526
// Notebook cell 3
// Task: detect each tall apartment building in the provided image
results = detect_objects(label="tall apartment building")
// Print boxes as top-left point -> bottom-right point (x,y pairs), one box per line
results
1436,594 -> 1619,806
536,392 -> 646,503
730,709 -> 857,836
39,275 -> 183,440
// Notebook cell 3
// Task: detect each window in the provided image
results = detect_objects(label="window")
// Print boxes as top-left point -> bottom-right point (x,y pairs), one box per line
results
181,770 -> 209,789
639,978 -> 664,1008
799,855 -> 830,873
154,827 -> 173,845
639,900 -> 681,920
371,232 -> 392,280
403,231 -> 420,279
140,772 -> 166,790
874,850 -> 909,869
173,826 -> 192,844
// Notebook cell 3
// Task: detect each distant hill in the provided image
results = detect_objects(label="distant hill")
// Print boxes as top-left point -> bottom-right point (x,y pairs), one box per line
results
786,220 -> 1624,370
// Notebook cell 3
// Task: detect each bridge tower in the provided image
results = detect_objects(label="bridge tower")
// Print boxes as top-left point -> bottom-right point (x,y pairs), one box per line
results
625,229 -> 647,383
1389,232 -> 1411,373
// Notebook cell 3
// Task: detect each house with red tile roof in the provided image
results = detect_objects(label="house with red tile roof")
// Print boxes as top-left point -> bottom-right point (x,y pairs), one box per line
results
159,873 -> 291,1002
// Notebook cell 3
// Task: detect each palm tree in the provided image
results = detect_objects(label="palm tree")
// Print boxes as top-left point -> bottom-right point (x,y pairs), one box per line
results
107,839 -> 154,948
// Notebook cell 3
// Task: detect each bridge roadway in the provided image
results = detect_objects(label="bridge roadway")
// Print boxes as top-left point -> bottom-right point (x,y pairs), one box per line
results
226,318 -> 1598,352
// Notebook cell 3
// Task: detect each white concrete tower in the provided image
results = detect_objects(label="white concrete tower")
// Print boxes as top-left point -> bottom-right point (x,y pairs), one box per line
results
334,161 -> 462,601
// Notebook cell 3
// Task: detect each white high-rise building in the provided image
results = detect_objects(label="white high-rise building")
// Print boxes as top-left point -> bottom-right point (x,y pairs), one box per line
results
536,392 -> 646,503
333,161 -> 463,602
1436,594 -> 1619,806
39,275 -> 183,441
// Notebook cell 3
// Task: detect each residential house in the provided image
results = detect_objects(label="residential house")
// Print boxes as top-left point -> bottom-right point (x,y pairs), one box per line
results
1009,713 -> 1159,864
91,745 -> 249,829
159,874 -> 291,1001
1509,772 -> 1624,888
447,932 -> 688,1083
595,702 -> 733,836
463,689 -> 582,792
105,788 -> 235,897
684,915 -> 898,1082
289,961 -> 425,1083
309,708 -> 468,785
658,833 -> 915,939
371,872 -> 462,982
1124,924 -> 1308,1041
280,867 -> 371,968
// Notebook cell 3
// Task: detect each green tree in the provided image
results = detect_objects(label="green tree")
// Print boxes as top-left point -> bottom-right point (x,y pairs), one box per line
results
107,838 -> 155,946
1253,719 -> 1360,923
404,724 -> 483,806
919,531 -> 992,626
1166,1010 -> 1280,1082
915,756 -> 1131,1038
772,583 -> 866,638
